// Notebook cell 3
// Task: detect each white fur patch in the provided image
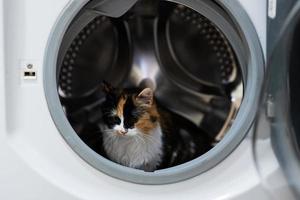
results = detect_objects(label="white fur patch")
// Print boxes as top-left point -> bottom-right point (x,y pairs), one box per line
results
113,117 -> 128,134
101,124 -> 163,171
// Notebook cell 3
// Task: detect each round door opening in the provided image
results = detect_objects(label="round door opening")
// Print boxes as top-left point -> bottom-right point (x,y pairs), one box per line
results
44,0 -> 264,184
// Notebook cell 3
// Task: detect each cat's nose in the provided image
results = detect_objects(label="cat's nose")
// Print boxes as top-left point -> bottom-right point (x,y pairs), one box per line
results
119,129 -> 128,135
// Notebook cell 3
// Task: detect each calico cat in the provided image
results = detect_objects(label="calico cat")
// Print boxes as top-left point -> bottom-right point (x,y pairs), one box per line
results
100,81 -> 213,171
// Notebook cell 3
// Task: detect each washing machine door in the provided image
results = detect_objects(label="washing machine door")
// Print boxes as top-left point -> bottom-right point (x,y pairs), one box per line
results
256,0 -> 300,198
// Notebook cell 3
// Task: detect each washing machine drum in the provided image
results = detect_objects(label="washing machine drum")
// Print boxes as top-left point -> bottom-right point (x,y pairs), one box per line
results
57,1 -> 243,169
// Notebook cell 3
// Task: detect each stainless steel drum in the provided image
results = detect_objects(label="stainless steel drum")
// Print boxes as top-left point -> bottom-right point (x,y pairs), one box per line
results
57,0 -> 243,168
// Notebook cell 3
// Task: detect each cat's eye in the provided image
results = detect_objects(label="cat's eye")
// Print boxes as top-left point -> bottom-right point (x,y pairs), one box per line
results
107,116 -> 121,125
124,120 -> 133,129
124,116 -> 137,129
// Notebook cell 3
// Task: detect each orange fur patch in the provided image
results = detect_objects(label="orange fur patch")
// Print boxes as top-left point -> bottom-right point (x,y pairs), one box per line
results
116,96 -> 126,117
135,103 -> 160,134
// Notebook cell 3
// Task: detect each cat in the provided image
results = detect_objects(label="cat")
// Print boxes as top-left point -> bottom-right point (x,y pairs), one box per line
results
100,81 -> 213,171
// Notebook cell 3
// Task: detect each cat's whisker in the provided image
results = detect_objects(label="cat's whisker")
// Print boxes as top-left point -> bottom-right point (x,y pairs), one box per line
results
87,126 -> 115,134
136,134 -> 146,144
148,135 -> 161,144
133,136 -> 140,144
142,134 -> 160,144
141,134 -> 153,143
86,129 -> 104,134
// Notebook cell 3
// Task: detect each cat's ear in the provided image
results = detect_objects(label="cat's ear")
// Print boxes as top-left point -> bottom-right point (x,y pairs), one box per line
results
136,88 -> 153,107
101,81 -> 114,94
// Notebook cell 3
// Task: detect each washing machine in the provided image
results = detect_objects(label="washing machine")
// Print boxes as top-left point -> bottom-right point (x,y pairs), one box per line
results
0,0 -> 298,199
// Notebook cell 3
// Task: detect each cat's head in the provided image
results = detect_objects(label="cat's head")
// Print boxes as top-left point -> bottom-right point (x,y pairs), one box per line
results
101,81 -> 159,136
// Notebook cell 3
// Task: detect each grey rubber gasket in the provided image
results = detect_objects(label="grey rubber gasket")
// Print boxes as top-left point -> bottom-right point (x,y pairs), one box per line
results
43,0 -> 264,184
